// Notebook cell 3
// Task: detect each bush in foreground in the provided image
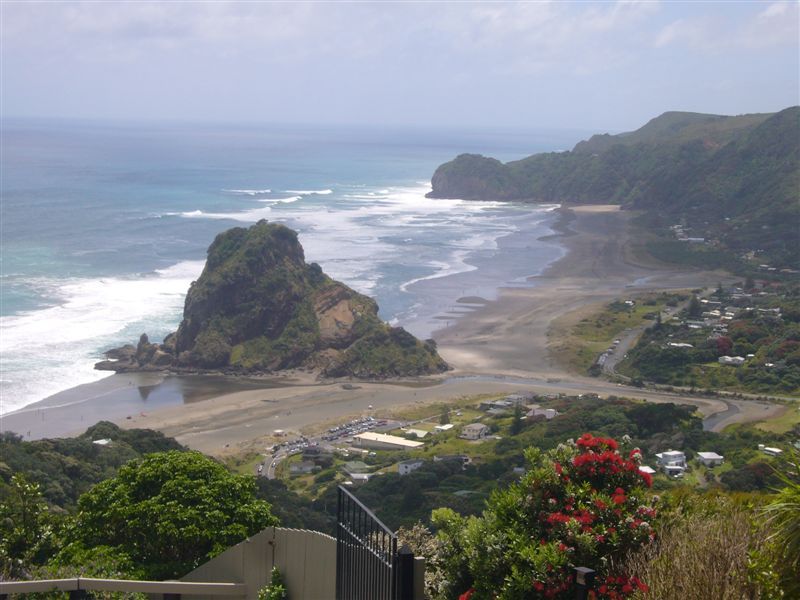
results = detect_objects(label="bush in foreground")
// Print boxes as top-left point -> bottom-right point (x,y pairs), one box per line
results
67,451 -> 277,579
426,434 -> 655,599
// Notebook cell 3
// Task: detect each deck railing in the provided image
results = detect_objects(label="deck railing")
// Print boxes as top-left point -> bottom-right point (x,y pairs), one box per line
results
0,577 -> 246,599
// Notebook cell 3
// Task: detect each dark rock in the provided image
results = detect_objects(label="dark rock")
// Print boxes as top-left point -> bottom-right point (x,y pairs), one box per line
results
95,221 -> 448,379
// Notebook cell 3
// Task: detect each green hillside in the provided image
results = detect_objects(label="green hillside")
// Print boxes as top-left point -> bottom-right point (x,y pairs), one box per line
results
428,107 -> 800,267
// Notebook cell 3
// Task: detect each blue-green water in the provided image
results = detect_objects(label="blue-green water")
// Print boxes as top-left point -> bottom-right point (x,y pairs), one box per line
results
1,119 -> 582,414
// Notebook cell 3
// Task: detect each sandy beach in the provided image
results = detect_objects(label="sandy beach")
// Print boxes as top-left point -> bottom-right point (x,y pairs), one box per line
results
2,205 -> 785,455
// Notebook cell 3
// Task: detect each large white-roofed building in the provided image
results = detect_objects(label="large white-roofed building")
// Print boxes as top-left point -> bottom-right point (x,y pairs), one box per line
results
353,432 -> 424,450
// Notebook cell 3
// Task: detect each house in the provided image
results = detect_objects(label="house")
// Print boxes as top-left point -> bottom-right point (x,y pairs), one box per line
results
759,445 -> 783,457
655,450 -> 686,476
433,454 -> 471,469
347,473 -> 371,485
353,432 -> 424,450
638,466 -> 656,475
92,438 -> 112,446
434,423 -> 454,432
718,355 -> 746,366
526,406 -> 557,420
398,459 -> 424,476
342,461 -> 370,476
486,407 -> 509,417
503,394 -> 532,406
480,399 -> 512,411
289,461 -> 317,476
403,428 -> 429,439
461,423 -> 490,440
696,452 -> 724,467
656,450 -> 686,467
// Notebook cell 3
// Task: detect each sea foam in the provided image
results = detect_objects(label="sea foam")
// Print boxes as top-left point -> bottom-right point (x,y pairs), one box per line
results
0,261 -> 204,415
223,189 -> 272,195
286,189 -> 333,195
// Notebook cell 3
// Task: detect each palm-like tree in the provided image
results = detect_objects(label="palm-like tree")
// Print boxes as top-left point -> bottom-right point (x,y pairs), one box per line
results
763,448 -> 800,596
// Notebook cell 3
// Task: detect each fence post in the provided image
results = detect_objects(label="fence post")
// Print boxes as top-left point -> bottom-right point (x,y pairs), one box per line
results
574,566 -> 596,600
396,545 -> 415,600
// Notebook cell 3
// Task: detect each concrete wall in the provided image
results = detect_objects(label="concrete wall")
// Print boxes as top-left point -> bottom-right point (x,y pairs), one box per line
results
182,527 -> 336,600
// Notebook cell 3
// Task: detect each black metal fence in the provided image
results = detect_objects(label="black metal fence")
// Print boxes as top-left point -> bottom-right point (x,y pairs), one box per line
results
336,485 -> 414,600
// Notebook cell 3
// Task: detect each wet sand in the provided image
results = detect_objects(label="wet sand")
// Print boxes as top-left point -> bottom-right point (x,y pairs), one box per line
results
2,205 -> 785,453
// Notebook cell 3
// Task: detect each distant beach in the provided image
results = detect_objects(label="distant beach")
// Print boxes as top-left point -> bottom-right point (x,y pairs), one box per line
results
1,119 -> 575,417
2,205 -> 783,452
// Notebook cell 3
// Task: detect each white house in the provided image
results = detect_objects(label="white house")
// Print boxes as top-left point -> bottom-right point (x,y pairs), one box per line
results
696,452 -> 724,467
398,459 -> 424,476
639,466 -> 656,475
719,356 -> 746,366
434,424 -> 454,432
759,445 -> 783,457
656,450 -> 686,467
461,423 -> 490,440
656,450 -> 686,476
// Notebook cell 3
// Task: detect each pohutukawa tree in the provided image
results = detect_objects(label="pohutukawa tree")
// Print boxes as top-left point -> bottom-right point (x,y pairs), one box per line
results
433,434 -> 655,599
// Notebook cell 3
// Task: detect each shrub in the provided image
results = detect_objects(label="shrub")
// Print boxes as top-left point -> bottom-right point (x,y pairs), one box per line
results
431,434 -> 655,599
623,495 -> 778,599
258,567 -> 288,600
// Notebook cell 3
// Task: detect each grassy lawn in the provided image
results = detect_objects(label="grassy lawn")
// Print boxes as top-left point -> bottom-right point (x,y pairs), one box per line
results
551,293 -> 682,374
755,402 -> 800,434
224,451 -> 264,475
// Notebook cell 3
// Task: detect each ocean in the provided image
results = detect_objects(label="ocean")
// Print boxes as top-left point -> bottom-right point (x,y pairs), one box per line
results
1,118 -> 582,416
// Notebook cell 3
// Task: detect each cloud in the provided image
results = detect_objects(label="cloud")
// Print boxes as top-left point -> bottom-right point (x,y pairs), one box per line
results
653,3 -> 799,51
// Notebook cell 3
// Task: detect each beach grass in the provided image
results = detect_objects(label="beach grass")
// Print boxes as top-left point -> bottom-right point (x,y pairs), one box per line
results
550,294 -> 676,374
755,403 -> 800,434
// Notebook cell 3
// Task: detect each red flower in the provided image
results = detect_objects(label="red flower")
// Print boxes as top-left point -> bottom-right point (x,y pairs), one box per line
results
459,588 -> 475,600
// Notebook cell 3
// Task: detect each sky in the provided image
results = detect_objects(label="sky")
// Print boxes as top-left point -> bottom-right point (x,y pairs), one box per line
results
1,1 -> 798,132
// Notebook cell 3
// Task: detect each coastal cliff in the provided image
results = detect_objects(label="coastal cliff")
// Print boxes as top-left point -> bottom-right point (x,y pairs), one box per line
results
428,107 -> 800,267
97,221 -> 448,378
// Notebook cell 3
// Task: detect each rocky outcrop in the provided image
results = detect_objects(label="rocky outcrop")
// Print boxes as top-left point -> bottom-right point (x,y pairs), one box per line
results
96,221 -> 448,379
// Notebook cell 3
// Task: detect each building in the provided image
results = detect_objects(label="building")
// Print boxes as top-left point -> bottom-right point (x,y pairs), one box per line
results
526,406 -> 557,420
352,431 -> 424,450
403,428 -> 429,438
718,355 -> 746,366
398,459 -> 424,476
289,461 -> 317,476
460,423 -> 490,440
655,450 -> 686,476
656,450 -> 686,467
638,466 -> 656,475
759,445 -> 783,457
503,394 -> 532,406
433,455 -> 471,469
434,423 -> 454,432
480,399 -> 512,411
696,452 -> 724,467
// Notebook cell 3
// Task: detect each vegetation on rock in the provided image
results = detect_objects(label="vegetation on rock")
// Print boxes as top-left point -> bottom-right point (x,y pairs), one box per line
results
97,221 -> 448,378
